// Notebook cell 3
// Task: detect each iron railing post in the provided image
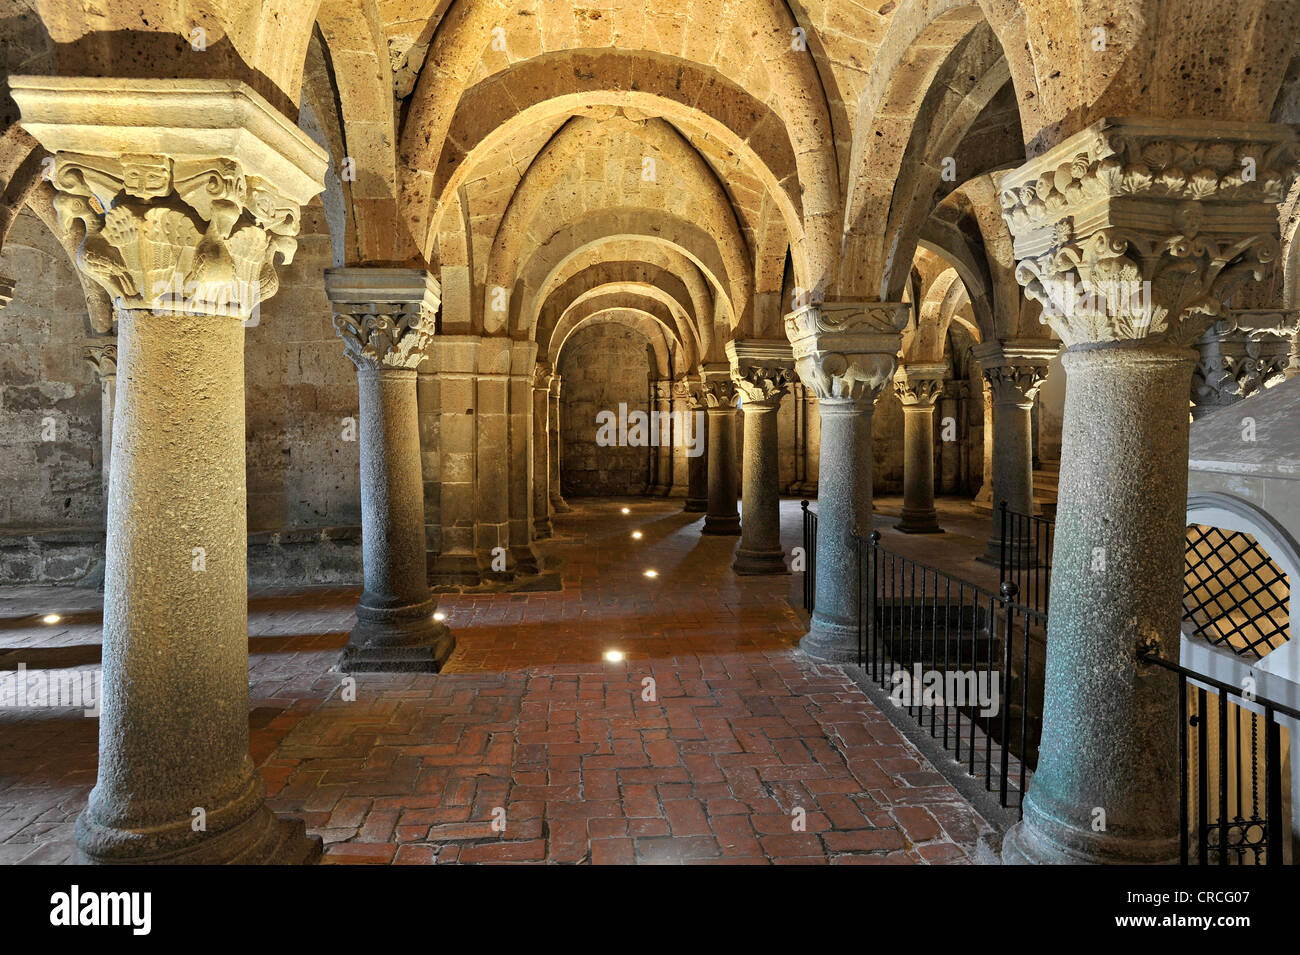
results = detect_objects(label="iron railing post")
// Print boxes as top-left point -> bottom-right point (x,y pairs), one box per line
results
1265,705 -> 1282,866
998,581 -> 1018,808
1179,675 -> 1188,866
998,500 -> 1009,588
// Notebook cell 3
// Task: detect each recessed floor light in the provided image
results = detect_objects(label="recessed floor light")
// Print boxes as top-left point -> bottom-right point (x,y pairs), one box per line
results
433,611 -> 447,622
621,507 -> 631,515
643,569 -> 658,578
631,531 -> 643,540
41,614 -> 61,625
604,650 -> 625,662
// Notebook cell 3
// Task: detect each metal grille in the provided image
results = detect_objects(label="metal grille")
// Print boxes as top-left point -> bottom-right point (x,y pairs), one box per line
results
1183,524 -> 1290,659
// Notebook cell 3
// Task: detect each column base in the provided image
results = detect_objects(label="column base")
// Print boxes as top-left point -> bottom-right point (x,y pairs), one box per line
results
896,507 -> 944,534
701,514 -> 741,535
75,774 -> 321,865
532,517 -> 553,540
339,597 -> 455,673
977,538 -> 1041,568
732,547 -> 788,575
684,497 -> 708,512
798,614 -> 859,663
509,543 -> 541,576
428,553 -> 482,587
999,799 -> 1179,865
551,496 -> 572,513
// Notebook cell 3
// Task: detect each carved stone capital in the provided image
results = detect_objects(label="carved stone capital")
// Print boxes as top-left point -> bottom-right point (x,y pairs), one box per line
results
83,341 -> 118,379
548,374 -> 562,398
972,340 -> 1059,407
1192,308 -> 1298,409
532,362 -> 553,393
999,117 -> 1300,348
675,376 -> 703,409
651,379 -> 674,403
894,362 -> 948,407
12,77 -> 328,321
726,339 -> 792,409
783,302 -> 906,406
0,276 -> 14,311
325,268 -> 440,372
699,365 -> 740,410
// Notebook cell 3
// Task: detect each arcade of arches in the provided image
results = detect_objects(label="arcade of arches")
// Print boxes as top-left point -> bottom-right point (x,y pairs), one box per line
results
1,0 -> 1298,866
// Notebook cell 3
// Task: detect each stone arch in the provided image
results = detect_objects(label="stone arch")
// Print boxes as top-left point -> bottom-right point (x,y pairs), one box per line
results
546,284 -> 699,372
930,171 -> 1031,337
843,3 -> 1017,300
555,308 -> 678,380
998,0 -> 1297,155
906,267 -> 970,362
420,69 -> 808,288
916,231 -> 996,344
401,37 -> 836,291
483,114 -> 751,335
534,258 -> 710,368
31,0 -> 319,115
313,0 -> 409,263
512,213 -> 740,359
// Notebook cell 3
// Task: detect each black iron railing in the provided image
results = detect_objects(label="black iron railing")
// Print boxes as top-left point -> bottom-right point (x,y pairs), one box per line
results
854,530 -> 1046,815
800,500 -> 816,613
997,502 -> 1055,617
1141,650 -> 1296,865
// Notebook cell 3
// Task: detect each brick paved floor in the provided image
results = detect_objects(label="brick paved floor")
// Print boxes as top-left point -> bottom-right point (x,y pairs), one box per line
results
0,498 -> 992,864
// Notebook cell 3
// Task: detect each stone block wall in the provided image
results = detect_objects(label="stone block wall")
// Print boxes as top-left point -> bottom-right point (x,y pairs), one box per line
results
0,198 -> 364,585
558,323 -> 652,496
0,208 -> 103,537
872,389 -> 906,494
245,198 -> 361,535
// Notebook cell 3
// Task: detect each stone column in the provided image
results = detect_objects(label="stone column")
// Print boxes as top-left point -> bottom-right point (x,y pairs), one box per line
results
531,363 -> 553,539
650,379 -> 674,496
699,364 -> 740,535
506,340 -> 539,574
894,362 -> 947,534
669,377 -> 694,498
972,341 -> 1058,562
939,379 -> 966,494
682,377 -> 708,512
728,341 -> 793,574
327,268 -> 453,673
83,341 -> 117,497
788,381 -> 821,496
548,374 -> 570,513
997,116 -> 1299,865
788,381 -> 807,493
802,388 -> 820,495
1191,310 -> 1298,418
13,75 -> 327,864
974,381 -> 995,507
786,301 -> 907,662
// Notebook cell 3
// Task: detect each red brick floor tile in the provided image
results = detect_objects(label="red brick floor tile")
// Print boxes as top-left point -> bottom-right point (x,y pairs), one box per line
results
0,499 -> 989,867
